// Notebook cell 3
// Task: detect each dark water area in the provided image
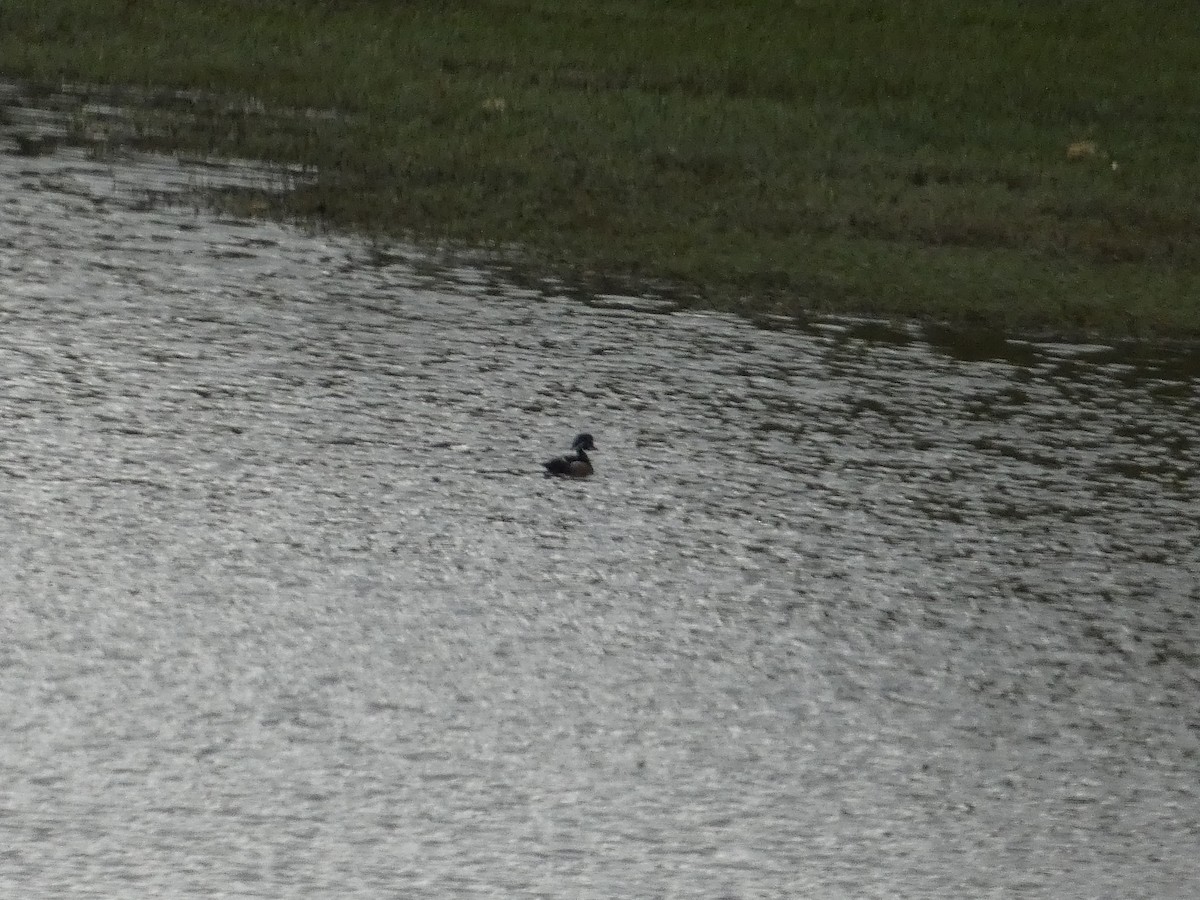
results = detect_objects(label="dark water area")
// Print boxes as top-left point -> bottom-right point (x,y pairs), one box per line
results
1,132 -> 1198,894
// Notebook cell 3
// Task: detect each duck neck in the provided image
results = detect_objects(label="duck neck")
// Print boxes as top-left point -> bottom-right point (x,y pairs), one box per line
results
575,448 -> 590,463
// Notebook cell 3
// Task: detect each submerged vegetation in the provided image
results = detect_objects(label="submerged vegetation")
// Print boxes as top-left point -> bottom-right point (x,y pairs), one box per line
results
3,0 -> 1200,337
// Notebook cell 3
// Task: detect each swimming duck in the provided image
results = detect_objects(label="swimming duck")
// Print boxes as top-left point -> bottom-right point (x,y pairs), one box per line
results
543,433 -> 596,478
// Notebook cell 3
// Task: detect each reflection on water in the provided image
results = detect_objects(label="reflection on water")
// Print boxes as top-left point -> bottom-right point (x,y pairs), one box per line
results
1,142 -> 1198,897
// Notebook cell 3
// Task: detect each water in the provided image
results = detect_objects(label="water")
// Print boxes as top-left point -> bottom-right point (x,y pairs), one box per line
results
1,141 -> 1198,897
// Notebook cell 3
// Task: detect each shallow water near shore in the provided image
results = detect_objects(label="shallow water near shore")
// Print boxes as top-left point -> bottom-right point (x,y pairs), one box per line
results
1,140 -> 1198,897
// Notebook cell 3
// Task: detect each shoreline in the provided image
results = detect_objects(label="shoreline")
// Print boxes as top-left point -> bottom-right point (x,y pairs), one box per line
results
3,1 -> 1198,340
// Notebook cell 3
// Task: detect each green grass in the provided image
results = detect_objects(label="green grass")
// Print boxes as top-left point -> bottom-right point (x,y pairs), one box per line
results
3,0 -> 1200,337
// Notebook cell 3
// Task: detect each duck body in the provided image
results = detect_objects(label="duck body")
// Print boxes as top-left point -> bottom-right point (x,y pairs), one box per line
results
543,433 -> 596,478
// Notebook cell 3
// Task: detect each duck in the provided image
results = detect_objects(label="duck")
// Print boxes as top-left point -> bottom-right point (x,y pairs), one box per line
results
543,433 -> 596,478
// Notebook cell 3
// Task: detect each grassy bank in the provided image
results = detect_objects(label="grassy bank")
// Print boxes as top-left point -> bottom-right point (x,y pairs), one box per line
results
3,0 -> 1200,337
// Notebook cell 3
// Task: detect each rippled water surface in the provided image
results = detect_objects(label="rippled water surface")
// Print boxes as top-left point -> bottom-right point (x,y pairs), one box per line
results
1,143 -> 1198,897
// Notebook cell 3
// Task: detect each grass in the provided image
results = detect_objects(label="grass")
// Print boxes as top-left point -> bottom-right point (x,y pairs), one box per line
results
3,0 -> 1200,337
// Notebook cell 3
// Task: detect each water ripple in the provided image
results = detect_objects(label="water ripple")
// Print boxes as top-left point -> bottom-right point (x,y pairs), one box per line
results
0,146 -> 1197,897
